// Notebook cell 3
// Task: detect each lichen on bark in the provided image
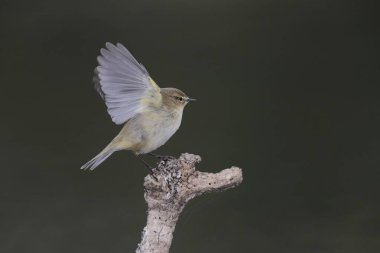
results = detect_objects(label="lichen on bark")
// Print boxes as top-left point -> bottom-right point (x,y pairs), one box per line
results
136,153 -> 243,253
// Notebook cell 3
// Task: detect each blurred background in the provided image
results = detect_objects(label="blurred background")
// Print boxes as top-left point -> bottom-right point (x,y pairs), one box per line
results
1,0 -> 379,252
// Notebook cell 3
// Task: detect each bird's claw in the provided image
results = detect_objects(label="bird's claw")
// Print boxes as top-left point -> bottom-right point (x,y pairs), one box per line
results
160,155 -> 176,161
149,153 -> 176,161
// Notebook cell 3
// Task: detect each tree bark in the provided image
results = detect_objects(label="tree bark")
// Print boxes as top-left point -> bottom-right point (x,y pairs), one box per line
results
136,153 -> 243,253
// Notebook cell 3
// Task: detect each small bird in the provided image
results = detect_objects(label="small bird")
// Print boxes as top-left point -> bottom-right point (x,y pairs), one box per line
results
81,42 -> 195,171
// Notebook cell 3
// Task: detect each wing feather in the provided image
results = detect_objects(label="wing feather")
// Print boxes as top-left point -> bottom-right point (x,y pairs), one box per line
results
93,42 -> 161,125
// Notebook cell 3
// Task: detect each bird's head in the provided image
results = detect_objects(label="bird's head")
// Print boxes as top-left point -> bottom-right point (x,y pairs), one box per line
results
161,88 -> 196,111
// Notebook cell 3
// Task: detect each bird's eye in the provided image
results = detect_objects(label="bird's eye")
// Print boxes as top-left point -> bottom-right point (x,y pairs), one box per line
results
175,96 -> 183,101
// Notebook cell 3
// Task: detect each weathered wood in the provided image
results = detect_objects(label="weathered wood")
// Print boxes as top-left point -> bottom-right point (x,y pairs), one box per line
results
136,153 -> 243,253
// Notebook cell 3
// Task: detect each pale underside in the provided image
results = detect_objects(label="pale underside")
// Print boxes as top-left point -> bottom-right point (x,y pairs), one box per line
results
114,108 -> 183,154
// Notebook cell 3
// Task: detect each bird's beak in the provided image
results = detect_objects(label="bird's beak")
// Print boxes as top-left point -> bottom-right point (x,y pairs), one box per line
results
187,98 -> 196,102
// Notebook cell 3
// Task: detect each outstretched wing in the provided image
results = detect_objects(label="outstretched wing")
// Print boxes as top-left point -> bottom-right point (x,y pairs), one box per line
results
94,42 -> 161,125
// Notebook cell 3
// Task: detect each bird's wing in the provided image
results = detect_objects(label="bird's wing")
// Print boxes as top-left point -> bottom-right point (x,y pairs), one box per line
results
94,42 -> 161,125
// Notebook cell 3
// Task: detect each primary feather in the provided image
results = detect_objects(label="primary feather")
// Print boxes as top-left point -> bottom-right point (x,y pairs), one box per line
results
94,42 -> 161,125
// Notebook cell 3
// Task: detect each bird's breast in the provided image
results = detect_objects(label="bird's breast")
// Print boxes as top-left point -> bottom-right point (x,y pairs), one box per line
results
137,108 -> 183,154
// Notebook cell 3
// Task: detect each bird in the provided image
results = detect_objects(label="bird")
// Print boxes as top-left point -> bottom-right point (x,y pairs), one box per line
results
81,42 -> 195,171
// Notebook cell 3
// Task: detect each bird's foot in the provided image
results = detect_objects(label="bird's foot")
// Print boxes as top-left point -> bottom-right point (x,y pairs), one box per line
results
148,153 -> 176,161
145,164 -> 158,181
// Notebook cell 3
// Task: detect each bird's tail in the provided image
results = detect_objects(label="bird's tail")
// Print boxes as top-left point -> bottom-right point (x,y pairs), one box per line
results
80,144 -> 117,171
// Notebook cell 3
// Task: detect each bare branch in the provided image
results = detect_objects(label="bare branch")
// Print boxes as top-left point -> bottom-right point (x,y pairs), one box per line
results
136,153 -> 243,253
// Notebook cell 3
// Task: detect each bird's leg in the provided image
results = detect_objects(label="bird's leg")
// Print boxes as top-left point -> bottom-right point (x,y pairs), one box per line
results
138,155 -> 153,170
134,154 -> 156,175
148,153 -> 176,161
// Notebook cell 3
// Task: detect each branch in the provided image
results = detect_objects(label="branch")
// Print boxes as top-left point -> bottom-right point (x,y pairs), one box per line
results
136,153 -> 243,253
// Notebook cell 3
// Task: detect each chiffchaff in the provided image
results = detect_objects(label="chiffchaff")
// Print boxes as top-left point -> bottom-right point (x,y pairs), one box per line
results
81,43 -> 195,171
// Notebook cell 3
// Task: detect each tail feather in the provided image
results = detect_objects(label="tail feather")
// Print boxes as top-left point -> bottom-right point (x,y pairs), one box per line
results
81,148 -> 114,171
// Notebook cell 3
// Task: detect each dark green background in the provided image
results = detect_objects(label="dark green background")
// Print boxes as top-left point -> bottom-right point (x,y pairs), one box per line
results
1,0 -> 379,252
